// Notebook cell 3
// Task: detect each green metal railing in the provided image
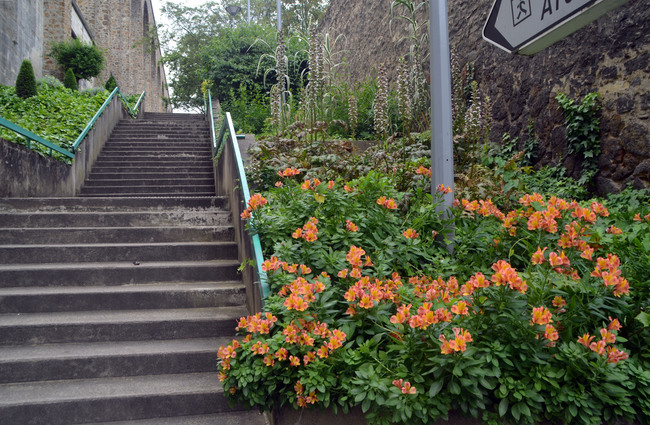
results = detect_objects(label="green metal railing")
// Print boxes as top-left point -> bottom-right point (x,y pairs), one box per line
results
0,86 -> 144,158
206,89 -> 270,306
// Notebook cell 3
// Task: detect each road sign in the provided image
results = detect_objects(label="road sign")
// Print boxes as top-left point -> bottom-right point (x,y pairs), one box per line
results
483,0 -> 630,55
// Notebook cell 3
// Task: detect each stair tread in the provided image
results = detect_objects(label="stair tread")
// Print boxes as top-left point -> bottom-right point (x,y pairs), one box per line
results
0,372 -> 223,405
0,305 -> 247,327
0,281 -> 244,296
83,411 -> 268,425
0,259 -> 240,271
0,337 -> 230,362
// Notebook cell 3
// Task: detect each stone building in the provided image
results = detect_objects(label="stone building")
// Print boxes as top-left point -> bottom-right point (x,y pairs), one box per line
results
0,0 -> 169,113
319,0 -> 649,193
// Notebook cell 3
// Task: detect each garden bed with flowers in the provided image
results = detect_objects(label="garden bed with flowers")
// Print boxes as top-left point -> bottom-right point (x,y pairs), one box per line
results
218,167 -> 650,425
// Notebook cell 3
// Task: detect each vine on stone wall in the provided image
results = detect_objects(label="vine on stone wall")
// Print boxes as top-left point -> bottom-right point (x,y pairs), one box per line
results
556,92 -> 602,187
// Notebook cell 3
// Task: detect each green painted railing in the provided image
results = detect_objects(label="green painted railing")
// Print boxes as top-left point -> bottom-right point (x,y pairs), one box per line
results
0,116 -> 75,159
73,87 -> 144,153
0,86 -> 144,158
207,90 -> 270,307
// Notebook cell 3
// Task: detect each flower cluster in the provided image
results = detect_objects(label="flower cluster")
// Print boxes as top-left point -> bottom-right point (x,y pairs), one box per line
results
292,217 -> 319,242
490,260 -> 527,293
300,178 -> 322,191
346,219 -> 359,232
377,196 -> 398,210
577,318 -> 628,363
591,254 -> 629,296
392,378 -> 417,395
415,165 -> 431,178
294,380 -> 319,407
240,193 -> 268,219
279,274 -> 327,311
439,327 -> 473,354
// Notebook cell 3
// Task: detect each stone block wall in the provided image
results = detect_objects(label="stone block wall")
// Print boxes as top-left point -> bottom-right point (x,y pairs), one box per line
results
0,0 -> 44,85
319,0 -> 649,193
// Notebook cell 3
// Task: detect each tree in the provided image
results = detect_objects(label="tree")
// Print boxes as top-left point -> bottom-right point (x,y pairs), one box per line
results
49,38 -> 105,81
15,59 -> 37,99
64,68 -> 78,91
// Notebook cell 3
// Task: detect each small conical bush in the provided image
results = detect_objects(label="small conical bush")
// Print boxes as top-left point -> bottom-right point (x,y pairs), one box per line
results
15,59 -> 37,99
105,74 -> 117,91
64,68 -> 78,91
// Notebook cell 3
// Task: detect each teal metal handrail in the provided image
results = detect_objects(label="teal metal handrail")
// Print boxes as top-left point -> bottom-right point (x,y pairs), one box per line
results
73,87 -> 144,153
1,86 -> 144,158
207,90 -> 270,306
0,116 -> 75,159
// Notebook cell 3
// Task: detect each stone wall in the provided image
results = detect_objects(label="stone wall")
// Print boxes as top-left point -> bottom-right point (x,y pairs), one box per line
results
319,0 -> 649,193
0,0 -> 44,84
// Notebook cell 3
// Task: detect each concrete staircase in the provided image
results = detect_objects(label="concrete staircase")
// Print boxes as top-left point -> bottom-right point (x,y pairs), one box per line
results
0,113 -> 266,424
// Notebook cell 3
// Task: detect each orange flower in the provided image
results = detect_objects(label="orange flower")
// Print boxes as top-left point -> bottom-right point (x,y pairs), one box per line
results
294,380 -> 304,395
633,213 -> 642,221
289,355 -> 300,367
436,184 -> 452,194
589,340 -> 607,355
531,306 -> 553,325
552,296 -> 566,309
338,269 -> 349,279
531,246 -> 547,265
316,345 -> 330,358
451,301 -> 470,316
544,324 -> 559,344
580,246 -> 594,261
401,381 -> 417,394
346,220 -> 359,232
606,225 -> 622,235
608,317 -> 622,331
275,181 -> 283,188
606,346 -> 629,363
327,180 -> 335,190
402,228 -> 419,239
275,347 -> 288,361
248,194 -> 268,210
600,328 -> 616,344
358,294 -> 374,309
577,333 -> 594,348
240,208 -> 252,219
415,165 -> 432,177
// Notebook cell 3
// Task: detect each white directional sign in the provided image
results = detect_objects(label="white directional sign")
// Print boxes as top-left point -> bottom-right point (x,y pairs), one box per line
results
483,0 -> 630,55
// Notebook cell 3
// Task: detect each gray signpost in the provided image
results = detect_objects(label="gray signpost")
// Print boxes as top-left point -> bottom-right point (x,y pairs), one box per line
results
483,0 -> 630,55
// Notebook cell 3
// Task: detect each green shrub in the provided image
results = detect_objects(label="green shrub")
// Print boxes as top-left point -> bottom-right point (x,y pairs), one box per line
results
49,38 -> 105,81
37,75 -> 63,90
15,59 -> 37,99
105,74 -> 117,91
64,69 -> 77,91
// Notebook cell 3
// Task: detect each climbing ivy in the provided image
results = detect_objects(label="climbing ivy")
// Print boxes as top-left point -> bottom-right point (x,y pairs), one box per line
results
555,92 -> 601,186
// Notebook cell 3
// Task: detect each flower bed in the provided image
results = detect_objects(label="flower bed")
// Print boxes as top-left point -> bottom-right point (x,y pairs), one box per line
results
219,169 -> 650,425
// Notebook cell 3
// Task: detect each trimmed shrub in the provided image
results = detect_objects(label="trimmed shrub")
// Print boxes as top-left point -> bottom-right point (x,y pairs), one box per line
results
49,38 -> 105,81
37,75 -> 64,89
15,59 -> 37,99
64,69 -> 78,91
105,74 -> 117,92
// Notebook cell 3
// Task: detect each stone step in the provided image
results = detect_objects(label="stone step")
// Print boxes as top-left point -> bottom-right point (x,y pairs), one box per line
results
86,172 -> 214,180
0,337 -> 232,383
79,191 -> 219,198
0,259 -> 241,287
83,412 -> 268,425
88,165 -> 215,174
0,197 -> 228,212
100,144 -> 212,150
0,241 -> 237,264
0,282 -> 245,313
83,177 -> 215,187
0,281 -> 246,313
92,153 -> 212,160
80,186 -> 216,196
0,226 -> 234,244
0,210 -> 230,228
0,372 -> 242,424
0,305 -> 246,344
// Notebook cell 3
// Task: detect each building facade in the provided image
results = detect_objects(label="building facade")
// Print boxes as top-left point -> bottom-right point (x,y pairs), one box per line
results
0,0 -> 169,112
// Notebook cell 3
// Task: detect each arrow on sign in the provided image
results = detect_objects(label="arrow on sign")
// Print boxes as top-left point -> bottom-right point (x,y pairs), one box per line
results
483,0 -> 630,55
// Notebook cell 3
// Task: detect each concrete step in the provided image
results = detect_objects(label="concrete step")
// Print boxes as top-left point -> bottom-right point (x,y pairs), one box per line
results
0,259 -> 241,287
88,166 -> 215,174
84,411 -> 268,425
0,197 -> 228,212
0,226 -> 234,244
0,210 -> 230,228
0,305 -> 246,344
86,172 -> 214,180
91,153 -> 212,160
0,241 -> 237,264
83,178 -> 215,187
79,192 -> 219,198
0,282 -> 246,313
0,337 -> 233,383
79,186 -> 217,196
0,372 -> 241,424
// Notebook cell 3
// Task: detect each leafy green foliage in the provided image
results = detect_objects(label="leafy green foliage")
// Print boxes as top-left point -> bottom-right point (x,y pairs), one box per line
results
64,68 -> 78,91
15,59 -> 37,99
49,38 -> 105,80
556,92 -> 601,187
221,84 -> 270,134
0,83 -> 110,162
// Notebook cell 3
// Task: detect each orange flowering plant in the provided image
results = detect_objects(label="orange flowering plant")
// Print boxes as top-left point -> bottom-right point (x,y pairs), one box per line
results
225,170 -> 650,425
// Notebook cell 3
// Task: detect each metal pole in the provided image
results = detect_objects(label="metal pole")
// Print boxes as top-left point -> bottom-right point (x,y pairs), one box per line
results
247,0 -> 250,24
276,0 -> 282,31
429,0 -> 455,246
